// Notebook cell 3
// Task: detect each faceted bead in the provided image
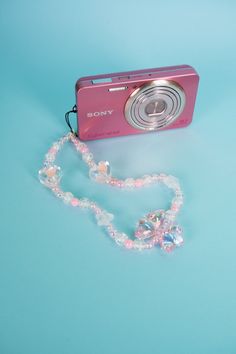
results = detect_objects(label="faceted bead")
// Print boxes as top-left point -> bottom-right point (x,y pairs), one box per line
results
135,179 -> 144,187
165,210 -> 176,222
124,178 -> 135,188
115,232 -> 128,246
170,225 -> 184,246
52,143 -> 60,151
147,210 -> 165,227
71,198 -> 80,207
82,152 -> 94,163
89,161 -> 111,182
124,239 -> 134,249
95,211 -> 114,226
161,233 -> 176,252
135,219 -> 155,240
160,224 -> 184,252
78,143 -> 89,153
45,153 -> 55,163
52,187 -> 63,198
63,192 -> 74,204
79,198 -> 91,208
133,239 -> 147,251
142,174 -> 153,185
164,175 -> 180,190
173,234 -> 184,247
38,165 -> 62,187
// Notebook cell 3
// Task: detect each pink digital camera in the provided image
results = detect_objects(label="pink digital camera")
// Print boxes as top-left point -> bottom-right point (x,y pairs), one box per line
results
75,65 -> 199,141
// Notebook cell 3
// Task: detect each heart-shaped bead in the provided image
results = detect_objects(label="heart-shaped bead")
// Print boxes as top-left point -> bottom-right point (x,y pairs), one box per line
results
89,161 -> 111,183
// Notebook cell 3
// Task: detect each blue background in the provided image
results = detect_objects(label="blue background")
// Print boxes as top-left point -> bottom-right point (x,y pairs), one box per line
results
0,0 -> 236,353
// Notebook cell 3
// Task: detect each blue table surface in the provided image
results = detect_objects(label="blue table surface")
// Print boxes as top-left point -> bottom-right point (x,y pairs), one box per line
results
1,0 -> 236,353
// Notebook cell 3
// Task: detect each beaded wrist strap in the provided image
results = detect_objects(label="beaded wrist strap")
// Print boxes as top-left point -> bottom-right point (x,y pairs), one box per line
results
38,132 -> 184,252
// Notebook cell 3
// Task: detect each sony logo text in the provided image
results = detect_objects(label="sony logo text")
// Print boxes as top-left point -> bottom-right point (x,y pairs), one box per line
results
87,110 -> 114,118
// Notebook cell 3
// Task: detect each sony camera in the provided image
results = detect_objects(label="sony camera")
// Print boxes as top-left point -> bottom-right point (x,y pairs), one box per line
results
75,65 -> 199,141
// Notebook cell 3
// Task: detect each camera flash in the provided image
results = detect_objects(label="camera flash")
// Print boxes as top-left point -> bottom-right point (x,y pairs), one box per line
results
109,86 -> 128,92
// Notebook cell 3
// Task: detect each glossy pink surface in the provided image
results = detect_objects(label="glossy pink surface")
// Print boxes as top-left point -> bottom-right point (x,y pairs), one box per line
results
75,65 -> 199,141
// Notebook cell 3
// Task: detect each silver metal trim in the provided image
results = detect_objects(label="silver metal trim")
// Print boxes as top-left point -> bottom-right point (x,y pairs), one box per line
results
124,80 -> 186,131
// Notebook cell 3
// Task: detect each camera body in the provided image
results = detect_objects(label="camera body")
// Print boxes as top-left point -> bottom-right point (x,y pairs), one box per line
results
75,65 -> 199,141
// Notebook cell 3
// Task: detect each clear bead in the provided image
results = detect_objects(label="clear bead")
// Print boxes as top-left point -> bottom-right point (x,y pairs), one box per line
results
45,153 -> 55,163
124,178 -> 135,188
115,232 -> 128,246
147,210 -> 165,225
160,233 -> 175,252
82,152 -> 94,163
133,239 -> 147,251
79,198 -> 91,208
164,175 -> 180,189
96,211 -> 114,226
52,143 -> 60,151
63,192 -> 74,204
89,161 -> 111,183
142,174 -> 153,184
38,165 -> 62,187
135,219 -> 155,240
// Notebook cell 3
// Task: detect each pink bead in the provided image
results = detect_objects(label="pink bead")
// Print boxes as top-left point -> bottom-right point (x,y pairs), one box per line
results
80,146 -> 89,153
109,179 -> 117,186
171,203 -> 179,211
135,179 -> 144,187
114,180 -> 124,188
124,239 -> 133,249
70,198 -> 79,207
48,147 -> 57,154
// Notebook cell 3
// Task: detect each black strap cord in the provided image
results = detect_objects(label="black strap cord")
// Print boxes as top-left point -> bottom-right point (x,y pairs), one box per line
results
65,104 -> 78,136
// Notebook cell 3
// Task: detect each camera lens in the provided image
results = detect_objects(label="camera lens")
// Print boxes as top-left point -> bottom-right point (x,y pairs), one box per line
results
124,80 -> 186,131
145,99 -> 167,117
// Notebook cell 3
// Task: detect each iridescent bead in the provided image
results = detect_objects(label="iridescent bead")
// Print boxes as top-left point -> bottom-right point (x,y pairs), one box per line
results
135,219 -> 155,240
170,225 -> 184,246
160,233 -> 176,252
160,224 -> 184,252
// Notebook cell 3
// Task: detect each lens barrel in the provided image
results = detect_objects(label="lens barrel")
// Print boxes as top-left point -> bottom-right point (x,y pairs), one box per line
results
125,80 -> 186,131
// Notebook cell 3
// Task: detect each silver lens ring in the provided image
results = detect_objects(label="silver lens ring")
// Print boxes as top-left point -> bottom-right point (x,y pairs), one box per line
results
124,80 -> 186,131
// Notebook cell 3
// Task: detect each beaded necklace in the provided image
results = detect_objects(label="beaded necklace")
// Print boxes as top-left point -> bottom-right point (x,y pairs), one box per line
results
38,131 -> 184,253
